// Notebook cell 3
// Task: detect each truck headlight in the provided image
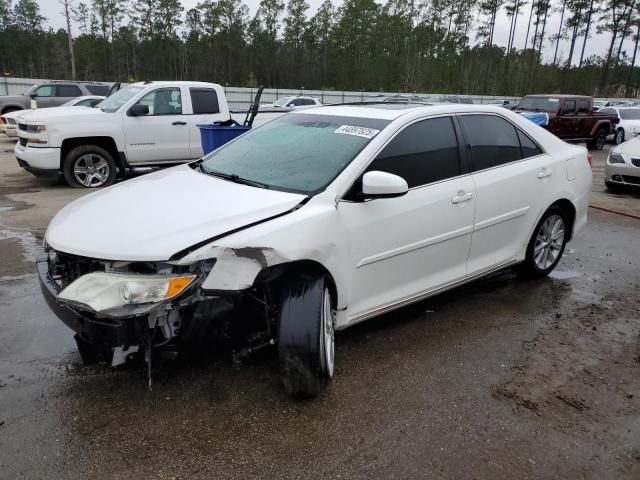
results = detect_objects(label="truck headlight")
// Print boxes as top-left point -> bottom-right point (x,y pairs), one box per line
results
608,152 -> 626,164
26,124 -> 46,133
58,272 -> 196,315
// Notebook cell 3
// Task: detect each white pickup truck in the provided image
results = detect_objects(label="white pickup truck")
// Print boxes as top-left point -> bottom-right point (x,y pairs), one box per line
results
15,81 -> 278,188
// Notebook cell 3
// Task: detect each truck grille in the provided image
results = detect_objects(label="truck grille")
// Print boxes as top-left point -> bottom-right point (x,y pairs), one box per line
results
631,158 -> 640,167
19,137 -> 27,147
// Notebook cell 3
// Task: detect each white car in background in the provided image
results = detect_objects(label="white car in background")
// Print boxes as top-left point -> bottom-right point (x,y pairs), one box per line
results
38,104 -> 592,398
605,136 -> 640,190
598,106 -> 640,144
1,96 -> 104,138
262,95 -> 322,109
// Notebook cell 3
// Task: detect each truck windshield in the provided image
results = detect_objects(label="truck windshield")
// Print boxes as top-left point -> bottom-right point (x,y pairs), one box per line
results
517,97 -> 560,112
199,113 -> 390,194
619,109 -> 640,120
100,85 -> 144,113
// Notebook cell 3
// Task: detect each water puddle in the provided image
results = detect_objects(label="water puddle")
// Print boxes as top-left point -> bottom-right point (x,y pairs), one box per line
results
549,270 -> 583,280
0,226 -> 41,263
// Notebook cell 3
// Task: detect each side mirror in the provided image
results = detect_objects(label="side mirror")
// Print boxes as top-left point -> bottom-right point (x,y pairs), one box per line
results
29,92 -> 37,98
361,171 -> 408,199
128,104 -> 149,117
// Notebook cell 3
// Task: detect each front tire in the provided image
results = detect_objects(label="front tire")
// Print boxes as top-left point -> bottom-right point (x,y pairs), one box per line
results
614,128 -> 625,145
278,274 -> 335,398
587,129 -> 607,150
520,206 -> 569,277
63,145 -> 116,188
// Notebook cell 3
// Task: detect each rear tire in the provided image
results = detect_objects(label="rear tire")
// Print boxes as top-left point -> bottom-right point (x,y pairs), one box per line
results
519,206 -> 569,278
278,274 -> 335,399
587,129 -> 607,150
63,145 -> 116,188
614,128 -> 625,145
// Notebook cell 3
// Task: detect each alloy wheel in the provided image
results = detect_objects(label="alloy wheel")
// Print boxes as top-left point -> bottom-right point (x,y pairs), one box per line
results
320,288 -> 335,378
73,153 -> 110,187
534,214 -> 565,270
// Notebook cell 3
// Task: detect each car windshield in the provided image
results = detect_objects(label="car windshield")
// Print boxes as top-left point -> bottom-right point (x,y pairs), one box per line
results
273,97 -> 292,107
99,85 -> 144,113
619,109 -> 640,120
517,97 -> 560,112
199,113 -> 390,194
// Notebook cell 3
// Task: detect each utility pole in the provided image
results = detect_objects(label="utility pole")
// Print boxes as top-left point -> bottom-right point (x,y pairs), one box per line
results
60,0 -> 77,80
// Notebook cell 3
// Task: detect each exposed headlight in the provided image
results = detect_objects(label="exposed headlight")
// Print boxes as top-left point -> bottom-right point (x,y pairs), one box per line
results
58,272 -> 196,315
26,124 -> 46,133
608,152 -> 626,164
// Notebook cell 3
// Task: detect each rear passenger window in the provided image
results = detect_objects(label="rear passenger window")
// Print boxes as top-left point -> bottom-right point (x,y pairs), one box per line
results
57,85 -> 83,97
86,84 -> 109,95
459,115 -> 522,171
366,116 -> 460,188
562,100 -> 576,115
577,100 -> 589,113
190,88 -> 219,114
517,129 -> 543,158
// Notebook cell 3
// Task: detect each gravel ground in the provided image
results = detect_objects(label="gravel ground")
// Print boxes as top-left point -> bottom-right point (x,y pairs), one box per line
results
0,137 -> 639,479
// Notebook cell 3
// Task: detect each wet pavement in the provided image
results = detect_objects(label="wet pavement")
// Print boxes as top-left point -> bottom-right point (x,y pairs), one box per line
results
1,137 -> 639,479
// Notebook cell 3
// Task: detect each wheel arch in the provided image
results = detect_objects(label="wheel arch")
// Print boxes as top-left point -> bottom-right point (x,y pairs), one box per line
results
549,198 -> 576,240
254,259 -> 339,309
61,137 -> 127,174
1,104 -> 24,115
589,121 -> 612,137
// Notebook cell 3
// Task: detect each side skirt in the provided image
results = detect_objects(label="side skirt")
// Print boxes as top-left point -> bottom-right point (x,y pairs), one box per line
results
339,258 -> 520,330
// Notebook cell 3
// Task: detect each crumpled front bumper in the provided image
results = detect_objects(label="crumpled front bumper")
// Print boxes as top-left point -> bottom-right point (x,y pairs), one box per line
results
36,254 -> 148,349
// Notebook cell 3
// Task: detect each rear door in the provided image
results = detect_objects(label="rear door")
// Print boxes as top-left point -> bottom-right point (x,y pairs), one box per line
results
53,84 -> 84,106
459,114 -> 558,273
339,116 -> 476,320
187,87 -> 228,158
576,98 -> 593,136
122,86 -> 191,164
556,99 -> 577,138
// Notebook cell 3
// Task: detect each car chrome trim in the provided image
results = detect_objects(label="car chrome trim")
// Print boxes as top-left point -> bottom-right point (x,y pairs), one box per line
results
356,224 -> 474,268
344,258 -> 519,327
473,206 -> 530,231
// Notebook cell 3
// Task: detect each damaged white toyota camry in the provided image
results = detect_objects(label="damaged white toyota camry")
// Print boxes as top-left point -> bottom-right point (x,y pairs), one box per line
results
38,104 -> 592,397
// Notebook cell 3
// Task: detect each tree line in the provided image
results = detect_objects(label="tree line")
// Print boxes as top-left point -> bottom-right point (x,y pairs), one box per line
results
1,0 -> 640,97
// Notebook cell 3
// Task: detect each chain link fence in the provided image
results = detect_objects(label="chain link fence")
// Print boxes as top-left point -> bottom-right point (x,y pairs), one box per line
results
3,77 -> 638,109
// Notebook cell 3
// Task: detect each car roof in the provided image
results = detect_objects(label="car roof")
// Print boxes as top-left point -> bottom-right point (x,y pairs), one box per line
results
297,103 -> 507,120
525,94 -> 591,99
129,81 -> 221,88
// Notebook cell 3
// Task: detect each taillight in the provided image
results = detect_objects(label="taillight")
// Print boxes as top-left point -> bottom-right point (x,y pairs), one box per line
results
587,153 -> 592,168
0,117 -> 5,125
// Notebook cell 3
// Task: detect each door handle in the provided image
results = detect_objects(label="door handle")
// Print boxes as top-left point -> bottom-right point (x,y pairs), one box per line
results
172,121 -> 187,126
451,192 -> 474,204
537,168 -> 553,179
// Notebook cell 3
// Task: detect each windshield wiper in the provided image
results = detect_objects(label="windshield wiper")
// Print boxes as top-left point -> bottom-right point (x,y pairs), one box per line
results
200,165 -> 270,189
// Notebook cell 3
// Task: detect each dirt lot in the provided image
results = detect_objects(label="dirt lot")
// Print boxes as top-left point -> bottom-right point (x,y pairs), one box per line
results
0,136 -> 639,479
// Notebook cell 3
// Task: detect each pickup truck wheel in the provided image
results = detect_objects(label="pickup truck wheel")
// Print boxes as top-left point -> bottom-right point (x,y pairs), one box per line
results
614,128 -> 625,145
278,274 -> 335,398
519,206 -> 569,278
587,129 -> 607,150
63,145 -> 116,188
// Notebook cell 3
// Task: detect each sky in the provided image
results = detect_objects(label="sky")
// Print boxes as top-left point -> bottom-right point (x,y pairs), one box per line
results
36,0 -> 632,67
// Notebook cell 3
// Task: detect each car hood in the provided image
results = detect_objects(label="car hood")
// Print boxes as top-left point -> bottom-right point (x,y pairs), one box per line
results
20,106 -> 103,122
617,136 -> 640,155
46,164 -> 307,261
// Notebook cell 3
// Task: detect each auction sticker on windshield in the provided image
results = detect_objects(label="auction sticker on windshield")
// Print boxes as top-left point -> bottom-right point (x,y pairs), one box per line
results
334,125 -> 380,139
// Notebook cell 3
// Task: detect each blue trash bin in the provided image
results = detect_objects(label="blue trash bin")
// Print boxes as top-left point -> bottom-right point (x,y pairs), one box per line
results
197,124 -> 251,155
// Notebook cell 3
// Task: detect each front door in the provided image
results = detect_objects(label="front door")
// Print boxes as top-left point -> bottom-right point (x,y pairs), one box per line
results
339,116 -> 475,322
122,86 -> 191,164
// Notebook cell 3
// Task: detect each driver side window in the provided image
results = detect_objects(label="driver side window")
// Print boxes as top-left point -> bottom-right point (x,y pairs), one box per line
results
34,85 -> 55,97
137,88 -> 182,116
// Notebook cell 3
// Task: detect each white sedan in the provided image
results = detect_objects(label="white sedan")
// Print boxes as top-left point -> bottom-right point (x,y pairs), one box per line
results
598,107 -> 640,144
261,95 -> 322,109
1,96 -> 104,137
38,104 -> 592,398
605,136 -> 640,190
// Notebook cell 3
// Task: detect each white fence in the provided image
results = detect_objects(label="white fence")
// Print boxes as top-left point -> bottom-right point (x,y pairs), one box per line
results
2,76 -> 637,108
